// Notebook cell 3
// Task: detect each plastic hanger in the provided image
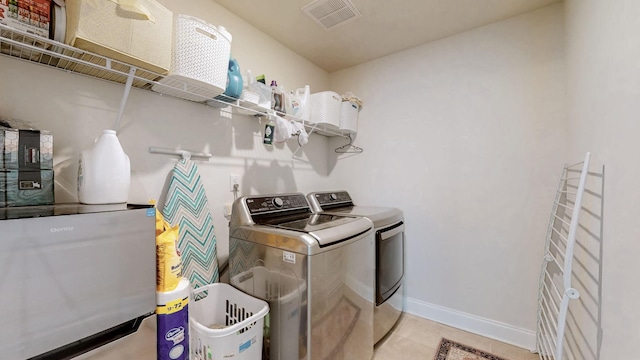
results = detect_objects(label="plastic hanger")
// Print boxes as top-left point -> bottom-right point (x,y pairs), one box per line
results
335,134 -> 363,154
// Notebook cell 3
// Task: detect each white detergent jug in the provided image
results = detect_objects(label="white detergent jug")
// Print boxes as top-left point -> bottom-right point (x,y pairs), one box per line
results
295,85 -> 311,121
78,130 -> 130,204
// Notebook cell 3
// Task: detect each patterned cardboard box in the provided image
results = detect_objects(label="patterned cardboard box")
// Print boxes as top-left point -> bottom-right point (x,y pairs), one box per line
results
0,0 -> 51,39
0,169 -> 54,207
0,127 -> 53,170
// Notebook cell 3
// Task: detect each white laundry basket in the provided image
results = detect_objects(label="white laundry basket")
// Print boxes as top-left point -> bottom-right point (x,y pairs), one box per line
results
190,283 -> 269,360
231,266 -> 307,360
152,15 -> 232,102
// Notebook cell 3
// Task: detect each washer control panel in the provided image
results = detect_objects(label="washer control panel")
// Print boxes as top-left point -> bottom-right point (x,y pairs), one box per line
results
246,194 -> 309,214
313,191 -> 353,206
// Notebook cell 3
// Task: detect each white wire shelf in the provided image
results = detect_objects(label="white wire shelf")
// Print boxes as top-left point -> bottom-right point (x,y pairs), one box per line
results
0,23 -> 350,138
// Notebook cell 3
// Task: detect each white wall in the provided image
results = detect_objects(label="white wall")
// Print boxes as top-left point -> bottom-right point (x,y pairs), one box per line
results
565,0 -> 640,358
328,4 -> 566,349
0,0 -> 332,265
13,1 -> 633,355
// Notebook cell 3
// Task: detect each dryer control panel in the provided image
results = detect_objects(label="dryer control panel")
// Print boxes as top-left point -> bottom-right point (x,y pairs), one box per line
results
245,194 -> 309,214
313,191 -> 353,208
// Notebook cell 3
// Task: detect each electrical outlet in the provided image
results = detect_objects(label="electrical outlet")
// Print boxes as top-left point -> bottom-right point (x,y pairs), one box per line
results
229,175 -> 240,192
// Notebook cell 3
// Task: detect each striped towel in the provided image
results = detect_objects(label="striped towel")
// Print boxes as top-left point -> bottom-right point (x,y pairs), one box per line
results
162,158 -> 219,288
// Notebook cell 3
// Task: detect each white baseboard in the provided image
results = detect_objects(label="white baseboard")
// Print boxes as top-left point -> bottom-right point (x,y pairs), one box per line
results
405,296 -> 537,351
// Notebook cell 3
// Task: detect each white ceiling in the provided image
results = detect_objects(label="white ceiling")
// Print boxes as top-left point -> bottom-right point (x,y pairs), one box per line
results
213,0 -> 561,72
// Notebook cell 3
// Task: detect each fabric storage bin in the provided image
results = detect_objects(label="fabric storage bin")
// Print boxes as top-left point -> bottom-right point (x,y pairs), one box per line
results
152,15 -> 232,102
190,283 -> 268,360
65,0 -> 173,75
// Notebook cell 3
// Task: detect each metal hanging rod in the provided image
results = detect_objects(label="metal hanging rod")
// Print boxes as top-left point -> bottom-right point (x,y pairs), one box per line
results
148,147 -> 212,160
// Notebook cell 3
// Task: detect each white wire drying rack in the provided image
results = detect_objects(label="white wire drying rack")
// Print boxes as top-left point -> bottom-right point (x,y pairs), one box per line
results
536,152 -> 591,360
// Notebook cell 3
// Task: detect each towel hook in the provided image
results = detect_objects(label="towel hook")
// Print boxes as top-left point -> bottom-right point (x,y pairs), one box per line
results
177,150 -> 191,161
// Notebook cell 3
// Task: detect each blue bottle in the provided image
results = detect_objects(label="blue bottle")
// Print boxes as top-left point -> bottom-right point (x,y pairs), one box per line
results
224,57 -> 243,99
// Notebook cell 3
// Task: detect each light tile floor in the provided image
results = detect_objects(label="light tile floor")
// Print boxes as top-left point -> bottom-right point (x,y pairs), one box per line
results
374,313 -> 539,360
77,313 -> 539,359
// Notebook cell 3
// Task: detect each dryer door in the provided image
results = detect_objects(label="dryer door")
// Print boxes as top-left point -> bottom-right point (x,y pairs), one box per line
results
376,221 -> 405,305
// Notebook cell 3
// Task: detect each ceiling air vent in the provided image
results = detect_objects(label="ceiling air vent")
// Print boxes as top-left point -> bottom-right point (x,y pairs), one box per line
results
302,0 -> 362,31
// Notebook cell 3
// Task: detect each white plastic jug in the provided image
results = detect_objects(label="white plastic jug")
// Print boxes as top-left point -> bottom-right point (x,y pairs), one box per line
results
78,130 -> 131,204
295,85 -> 311,121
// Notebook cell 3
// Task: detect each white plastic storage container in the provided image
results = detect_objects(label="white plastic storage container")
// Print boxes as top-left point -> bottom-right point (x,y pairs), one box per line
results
339,100 -> 360,134
310,91 -> 342,135
190,283 -> 269,360
152,15 -> 232,102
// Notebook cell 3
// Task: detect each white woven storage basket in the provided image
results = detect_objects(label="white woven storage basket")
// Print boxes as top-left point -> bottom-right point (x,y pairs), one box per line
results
153,15 -> 232,102
310,91 -> 342,135
310,91 -> 341,128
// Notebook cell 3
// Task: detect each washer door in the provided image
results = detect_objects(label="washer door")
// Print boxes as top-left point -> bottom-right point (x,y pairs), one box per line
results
376,221 -> 404,305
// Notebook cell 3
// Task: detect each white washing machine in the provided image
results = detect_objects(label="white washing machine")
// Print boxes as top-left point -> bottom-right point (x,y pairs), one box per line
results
307,191 -> 405,344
